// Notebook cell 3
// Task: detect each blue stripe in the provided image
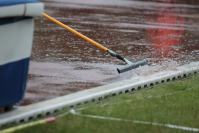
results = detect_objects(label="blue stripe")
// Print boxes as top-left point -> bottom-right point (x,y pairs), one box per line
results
0,17 -> 32,25
0,58 -> 29,107
0,0 -> 39,7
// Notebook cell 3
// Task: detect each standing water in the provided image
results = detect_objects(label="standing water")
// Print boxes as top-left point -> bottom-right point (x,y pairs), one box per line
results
21,0 -> 199,105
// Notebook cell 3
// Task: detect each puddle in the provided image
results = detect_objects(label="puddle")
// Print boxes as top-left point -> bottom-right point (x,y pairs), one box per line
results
21,0 -> 199,105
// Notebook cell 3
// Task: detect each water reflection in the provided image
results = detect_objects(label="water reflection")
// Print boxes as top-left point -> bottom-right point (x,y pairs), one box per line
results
147,0 -> 185,58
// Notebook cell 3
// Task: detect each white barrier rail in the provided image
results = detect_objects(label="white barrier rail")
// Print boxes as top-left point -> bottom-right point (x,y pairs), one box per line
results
0,61 -> 198,128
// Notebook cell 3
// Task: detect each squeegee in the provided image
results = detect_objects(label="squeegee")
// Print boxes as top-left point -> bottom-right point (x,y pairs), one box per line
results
43,13 -> 147,73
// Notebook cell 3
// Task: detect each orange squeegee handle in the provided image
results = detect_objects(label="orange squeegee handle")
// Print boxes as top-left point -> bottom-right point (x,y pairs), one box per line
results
42,13 -> 108,52
42,13 -> 148,73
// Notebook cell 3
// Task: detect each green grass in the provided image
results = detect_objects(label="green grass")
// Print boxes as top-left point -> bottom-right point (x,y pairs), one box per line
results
11,75 -> 199,133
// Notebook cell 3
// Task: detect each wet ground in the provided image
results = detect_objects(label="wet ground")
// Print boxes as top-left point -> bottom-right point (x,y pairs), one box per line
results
21,0 -> 199,105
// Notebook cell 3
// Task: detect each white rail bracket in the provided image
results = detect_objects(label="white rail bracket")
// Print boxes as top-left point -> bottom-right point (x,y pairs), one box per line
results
0,62 -> 199,128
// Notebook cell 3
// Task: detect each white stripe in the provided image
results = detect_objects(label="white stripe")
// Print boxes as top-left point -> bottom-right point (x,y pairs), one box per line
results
70,109 -> 199,132
0,19 -> 34,65
0,3 -> 44,18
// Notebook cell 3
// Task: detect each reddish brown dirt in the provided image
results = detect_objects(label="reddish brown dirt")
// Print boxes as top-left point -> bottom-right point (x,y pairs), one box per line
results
20,0 -> 199,105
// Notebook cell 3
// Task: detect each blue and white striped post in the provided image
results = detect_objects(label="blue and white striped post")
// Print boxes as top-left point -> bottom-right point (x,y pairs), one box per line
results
0,0 -> 43,108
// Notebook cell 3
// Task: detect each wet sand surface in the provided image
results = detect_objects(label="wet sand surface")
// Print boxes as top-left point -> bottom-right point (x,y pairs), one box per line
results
21,0 -> 199,105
